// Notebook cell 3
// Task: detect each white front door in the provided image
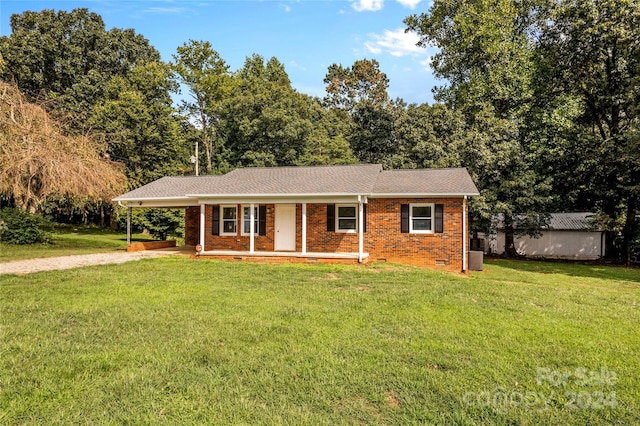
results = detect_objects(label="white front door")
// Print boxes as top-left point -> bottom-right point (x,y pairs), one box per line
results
275,204 -> 296,251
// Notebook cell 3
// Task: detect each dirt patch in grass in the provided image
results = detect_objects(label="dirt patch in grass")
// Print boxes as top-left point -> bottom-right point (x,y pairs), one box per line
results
386,390 -> 400,408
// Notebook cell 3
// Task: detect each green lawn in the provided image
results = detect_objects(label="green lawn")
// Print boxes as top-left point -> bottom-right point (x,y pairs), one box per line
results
1,258 -> 638,424
0,225 -> 153,261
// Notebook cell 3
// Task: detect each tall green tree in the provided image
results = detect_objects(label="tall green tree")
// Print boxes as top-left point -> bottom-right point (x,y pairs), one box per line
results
90,62 -> 188,187
323,58 -> 390,112
323,59 -> 397,164
406,0 -> 553,255
0,8 -> 159,122
537,0 -> 640,263
391,103 -> 466,169
222,55 -> 316,166
172,40 -> 233,174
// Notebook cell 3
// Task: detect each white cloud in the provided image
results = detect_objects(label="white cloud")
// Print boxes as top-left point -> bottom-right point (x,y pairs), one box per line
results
351,0 -> 384,12
279,4 -> 292,13
396,0 -> 422,9
420,57 -> 433,71
146,6 -> 188,15
289,60 -> 307,71
364,28 -> 425,57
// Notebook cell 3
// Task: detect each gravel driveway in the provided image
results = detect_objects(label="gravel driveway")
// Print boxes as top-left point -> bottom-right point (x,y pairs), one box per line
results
0,249 -> 187,275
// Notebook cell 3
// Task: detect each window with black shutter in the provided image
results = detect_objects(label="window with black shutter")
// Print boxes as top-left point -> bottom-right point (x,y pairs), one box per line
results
435,204 -> 444,233
401,204 -> 409,233
327,204 -> 335,232
211,205 -> 220,236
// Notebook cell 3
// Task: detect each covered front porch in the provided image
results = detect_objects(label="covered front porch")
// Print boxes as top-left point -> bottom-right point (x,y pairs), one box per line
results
192,195 -> 369,263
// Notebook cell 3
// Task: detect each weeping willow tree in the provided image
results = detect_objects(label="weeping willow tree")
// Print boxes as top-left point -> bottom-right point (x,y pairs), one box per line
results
0,81 -> 127,213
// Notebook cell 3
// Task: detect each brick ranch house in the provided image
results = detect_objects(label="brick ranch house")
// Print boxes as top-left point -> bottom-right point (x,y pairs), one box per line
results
114,164 -> 479,272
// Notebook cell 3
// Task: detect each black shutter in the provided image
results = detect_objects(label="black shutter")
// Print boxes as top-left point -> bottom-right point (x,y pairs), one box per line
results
435,204 -> 444,233
258,205 -> 267,236
363,204 -> 367,233
401,204 -> 409,233
327,204 -> 335,232
211,205 -> 220,235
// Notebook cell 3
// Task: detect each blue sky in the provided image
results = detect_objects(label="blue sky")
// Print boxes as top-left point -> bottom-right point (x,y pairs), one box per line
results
1,0 -> 440,104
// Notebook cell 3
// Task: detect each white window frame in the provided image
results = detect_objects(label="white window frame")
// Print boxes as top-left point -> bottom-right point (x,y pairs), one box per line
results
336,204 -> 358,233
410,203 -> 434,234
241,205 -> 259,236
220,205 -> 238,236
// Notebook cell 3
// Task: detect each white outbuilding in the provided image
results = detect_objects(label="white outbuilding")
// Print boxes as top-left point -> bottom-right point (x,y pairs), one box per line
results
490,213 -> 605,260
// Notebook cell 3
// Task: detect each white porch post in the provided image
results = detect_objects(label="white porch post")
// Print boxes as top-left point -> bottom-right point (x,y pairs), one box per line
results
358,197 -> 364,263
302,203 -> 307,254
250,202 -> 255,253
462,196 -> 468,272
200,204 -> 205,252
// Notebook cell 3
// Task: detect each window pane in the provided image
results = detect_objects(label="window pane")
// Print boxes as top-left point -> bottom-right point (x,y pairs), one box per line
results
243,220 -> 258,234
223,207 -> 236,219
338,219 -> 357,230
223,220 -> 236,233
412,206 -> 431,218
338,206 -> 356,217
413,219 -> 432,231
243,207 -> 257,220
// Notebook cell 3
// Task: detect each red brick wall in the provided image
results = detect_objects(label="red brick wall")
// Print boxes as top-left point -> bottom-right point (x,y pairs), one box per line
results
363,198 -> 466,271
185,199 -> 468,272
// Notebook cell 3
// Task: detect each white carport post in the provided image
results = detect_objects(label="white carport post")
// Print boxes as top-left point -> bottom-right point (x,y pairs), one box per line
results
200,204 -> 205,252
302,203 -> 307,254
126,206 -> 132,245
358,196 -> 364,263
250,202 -> 255,253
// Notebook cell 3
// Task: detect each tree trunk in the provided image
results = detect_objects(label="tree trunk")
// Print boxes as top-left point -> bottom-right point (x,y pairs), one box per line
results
109,202 -> 118,231
503,214 -> 519,258
622,196 -> 637,266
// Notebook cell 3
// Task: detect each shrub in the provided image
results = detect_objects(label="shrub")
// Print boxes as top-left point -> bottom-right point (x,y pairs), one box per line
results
0,208 -> 50,244
118,208 -> 184,240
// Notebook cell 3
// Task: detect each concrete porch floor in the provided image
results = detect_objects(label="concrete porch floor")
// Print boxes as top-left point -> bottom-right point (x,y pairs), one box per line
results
198,249 -> 369,260
146,245 -> 369,264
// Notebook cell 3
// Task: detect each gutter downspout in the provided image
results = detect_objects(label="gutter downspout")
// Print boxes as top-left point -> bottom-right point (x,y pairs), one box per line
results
358,195 -> 365,263
462,196 -> 467,272
200,204 -> 205,253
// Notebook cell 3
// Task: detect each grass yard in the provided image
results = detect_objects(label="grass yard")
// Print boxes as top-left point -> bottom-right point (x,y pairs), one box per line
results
0,225 -> 153,262
1,258 -> 638,424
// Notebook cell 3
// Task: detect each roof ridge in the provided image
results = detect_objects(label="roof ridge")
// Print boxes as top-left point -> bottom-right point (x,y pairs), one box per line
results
227,163 -> 382,171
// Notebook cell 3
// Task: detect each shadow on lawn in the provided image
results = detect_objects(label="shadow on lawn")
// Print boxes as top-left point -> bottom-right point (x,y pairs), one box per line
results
484,257 -> 640,285
49,224 -> 151,242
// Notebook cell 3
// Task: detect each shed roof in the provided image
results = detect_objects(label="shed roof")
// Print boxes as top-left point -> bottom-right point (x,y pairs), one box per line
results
547,213 -> 600,231
494,212 -> 601,231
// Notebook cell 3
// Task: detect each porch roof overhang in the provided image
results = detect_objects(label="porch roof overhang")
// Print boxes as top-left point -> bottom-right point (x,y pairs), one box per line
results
193,193 -> 366,205
116,197 -> 200,208
115,190 -> 482,208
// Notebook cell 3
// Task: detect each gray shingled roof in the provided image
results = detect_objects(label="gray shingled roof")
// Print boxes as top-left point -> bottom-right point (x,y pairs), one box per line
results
115,175 -> 223,200
204,164 -> 382,195
372,168 -> 479,195
114,164 -> 479,201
